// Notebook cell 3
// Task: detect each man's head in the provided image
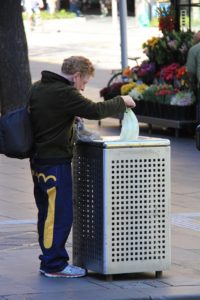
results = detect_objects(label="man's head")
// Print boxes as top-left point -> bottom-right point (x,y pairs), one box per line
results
61,56 -> 95,91
193,31 -> 200,44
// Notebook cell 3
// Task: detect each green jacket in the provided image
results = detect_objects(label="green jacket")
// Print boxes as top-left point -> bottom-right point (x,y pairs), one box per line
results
186,42 -> 200,88
29,71 -> 126,162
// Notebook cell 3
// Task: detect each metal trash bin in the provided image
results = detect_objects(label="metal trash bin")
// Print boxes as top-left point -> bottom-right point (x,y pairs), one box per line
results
73,136 -> 171,276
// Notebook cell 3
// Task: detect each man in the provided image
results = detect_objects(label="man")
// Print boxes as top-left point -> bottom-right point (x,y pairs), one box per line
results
186,31 -> 200,120
23,0 -> 44,29
29,56 -> 135,278
69,0 -> 82,17
99,0 -> 108,17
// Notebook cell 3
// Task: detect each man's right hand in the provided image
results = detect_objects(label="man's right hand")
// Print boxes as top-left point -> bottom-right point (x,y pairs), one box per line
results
121,95 -> 136,108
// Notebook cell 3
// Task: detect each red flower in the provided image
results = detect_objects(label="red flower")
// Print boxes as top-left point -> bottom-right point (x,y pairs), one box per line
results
160,63 -> 180,82
159,15 -> 175,32
176,66 -> 186,79
156,89 -> 174,96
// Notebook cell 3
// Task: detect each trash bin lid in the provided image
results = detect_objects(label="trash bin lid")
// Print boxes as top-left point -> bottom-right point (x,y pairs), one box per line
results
77,136 -> 170,148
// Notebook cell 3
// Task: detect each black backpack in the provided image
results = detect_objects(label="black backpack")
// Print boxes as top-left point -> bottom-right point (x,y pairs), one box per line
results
0,106 -> 33,159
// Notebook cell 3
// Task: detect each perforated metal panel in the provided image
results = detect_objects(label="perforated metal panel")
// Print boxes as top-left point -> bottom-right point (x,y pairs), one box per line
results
73,138 -> 171,275
73,145 -> 104,271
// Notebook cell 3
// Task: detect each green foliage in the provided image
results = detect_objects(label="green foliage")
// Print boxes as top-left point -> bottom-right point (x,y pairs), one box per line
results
142,30 -> 194,67
23,9 -> 75,20
142,84 -> 176,104
156,5 -> 174,18
41,9 -> 75,19
142,85 -> 158,102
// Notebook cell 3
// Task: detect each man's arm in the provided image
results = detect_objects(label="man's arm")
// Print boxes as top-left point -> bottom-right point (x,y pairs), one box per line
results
186,47 -> 198,91
187,71 -> 198,91
62,87 -> 135,120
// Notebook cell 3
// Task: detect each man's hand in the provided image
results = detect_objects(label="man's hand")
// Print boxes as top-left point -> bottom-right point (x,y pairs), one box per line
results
121,95 -> 136,108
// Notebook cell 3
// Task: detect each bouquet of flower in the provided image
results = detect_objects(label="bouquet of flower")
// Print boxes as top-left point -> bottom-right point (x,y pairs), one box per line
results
157,5 -> 175,34
129,88 -> 142,101
121,82 -> 137,95
142,84 -> 178,104
122,67 -> 135,80
174,65 -> 190,89
128,83 -> 148,100
159,63 -> 180,83
155,84 -> 178,104
142,31 -> 194,67
142,36 -> 161,64
136,61 -> 156,84
170,91 -> 196,106
100,82 -> 124,100
142,84 -> 159,102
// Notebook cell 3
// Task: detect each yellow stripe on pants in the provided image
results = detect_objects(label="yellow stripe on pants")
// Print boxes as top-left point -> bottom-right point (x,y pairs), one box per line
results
43,187 -> 56,249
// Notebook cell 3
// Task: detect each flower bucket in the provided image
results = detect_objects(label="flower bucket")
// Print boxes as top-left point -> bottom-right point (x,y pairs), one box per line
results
171,105 -> 196,120
134,100 -> 145,115
159,104 -> 196,120
152,102 -> 161,118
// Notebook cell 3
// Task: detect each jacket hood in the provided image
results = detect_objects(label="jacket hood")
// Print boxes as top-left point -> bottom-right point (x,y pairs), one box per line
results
41,71 -> 73,86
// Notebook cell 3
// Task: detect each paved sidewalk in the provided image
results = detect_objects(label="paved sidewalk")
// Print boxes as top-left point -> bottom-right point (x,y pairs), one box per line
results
0,16 -> 200,300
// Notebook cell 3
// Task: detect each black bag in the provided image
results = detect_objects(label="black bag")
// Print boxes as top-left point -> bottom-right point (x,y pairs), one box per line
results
0,106 -> 33,159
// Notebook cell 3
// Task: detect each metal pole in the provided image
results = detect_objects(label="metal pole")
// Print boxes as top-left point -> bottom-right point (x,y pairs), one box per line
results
119,0 -> 128,69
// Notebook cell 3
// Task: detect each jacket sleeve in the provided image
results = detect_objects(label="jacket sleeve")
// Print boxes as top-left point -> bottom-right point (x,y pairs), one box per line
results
61,87 -> 126,120
186,47 -> 196,75
197,50 -> 200,84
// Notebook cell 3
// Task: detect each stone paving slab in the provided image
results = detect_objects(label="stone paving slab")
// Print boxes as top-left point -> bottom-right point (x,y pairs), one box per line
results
0,16 -> 200,300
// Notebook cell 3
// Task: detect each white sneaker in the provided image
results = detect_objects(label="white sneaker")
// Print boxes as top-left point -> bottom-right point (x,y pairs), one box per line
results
41,264 -> 86,278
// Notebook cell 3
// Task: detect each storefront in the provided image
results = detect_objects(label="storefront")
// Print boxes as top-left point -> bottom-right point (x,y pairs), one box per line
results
172,0 -> 200,31
59,0 -> 135,16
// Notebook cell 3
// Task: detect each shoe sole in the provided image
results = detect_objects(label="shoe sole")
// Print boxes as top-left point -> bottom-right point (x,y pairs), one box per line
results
42,272 -> 86,278
40,269 -> 86,278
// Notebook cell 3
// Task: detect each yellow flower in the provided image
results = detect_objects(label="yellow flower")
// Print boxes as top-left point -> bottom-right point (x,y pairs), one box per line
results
121,82 -> 137,95
146,37 -> 160,48
135,83 -> 148,93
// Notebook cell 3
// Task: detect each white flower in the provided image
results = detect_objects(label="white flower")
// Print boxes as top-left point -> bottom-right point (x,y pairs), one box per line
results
170,91 -> 195,106
168,40 -> 177,49
129,88 -> 143,101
